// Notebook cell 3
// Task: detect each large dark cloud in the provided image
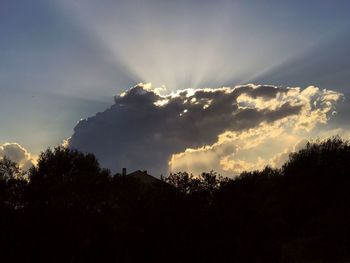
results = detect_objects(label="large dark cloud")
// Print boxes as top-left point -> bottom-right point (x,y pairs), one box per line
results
68,84 -> 309,176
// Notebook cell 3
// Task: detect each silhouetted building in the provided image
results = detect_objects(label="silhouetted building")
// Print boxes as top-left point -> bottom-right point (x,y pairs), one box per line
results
122,168 -> 161,185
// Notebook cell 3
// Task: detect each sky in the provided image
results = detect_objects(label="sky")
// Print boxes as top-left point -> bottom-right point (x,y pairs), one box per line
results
1,0 -> 350,176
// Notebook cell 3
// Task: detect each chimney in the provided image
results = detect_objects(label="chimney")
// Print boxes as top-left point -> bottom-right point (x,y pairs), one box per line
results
122,168 -> 127,176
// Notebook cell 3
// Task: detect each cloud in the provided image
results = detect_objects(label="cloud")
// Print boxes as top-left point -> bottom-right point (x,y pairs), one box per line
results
170,91 -> 346,176
0,143 -> 35,170
68,83 -> 343,176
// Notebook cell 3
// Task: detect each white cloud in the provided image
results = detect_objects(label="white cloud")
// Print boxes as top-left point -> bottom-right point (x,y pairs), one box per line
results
0,143 -> 35,171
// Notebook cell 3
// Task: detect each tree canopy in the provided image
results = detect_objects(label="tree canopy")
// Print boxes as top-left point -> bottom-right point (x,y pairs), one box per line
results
0,137 -> 350,262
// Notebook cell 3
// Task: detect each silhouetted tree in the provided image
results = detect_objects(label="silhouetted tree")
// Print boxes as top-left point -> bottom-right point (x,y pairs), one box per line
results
0,157 -> 27,209
1,137 -> 350,262
0,157 -> 22,181
28,146 -> 111,211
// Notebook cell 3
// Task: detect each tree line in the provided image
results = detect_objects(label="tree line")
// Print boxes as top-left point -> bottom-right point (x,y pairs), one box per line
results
1,136 -> 350,262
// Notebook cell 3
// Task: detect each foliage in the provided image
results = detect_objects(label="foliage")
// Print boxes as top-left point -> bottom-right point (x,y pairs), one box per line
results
0,157 -> 27,209
0,157 -> 23,181
0,137 -> 350,262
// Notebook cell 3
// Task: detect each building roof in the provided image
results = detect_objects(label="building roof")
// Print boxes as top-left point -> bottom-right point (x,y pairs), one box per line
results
127,170 -> 161,185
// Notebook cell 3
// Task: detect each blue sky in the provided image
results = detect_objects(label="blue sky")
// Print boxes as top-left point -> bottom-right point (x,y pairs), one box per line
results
1,0 -> 350,172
